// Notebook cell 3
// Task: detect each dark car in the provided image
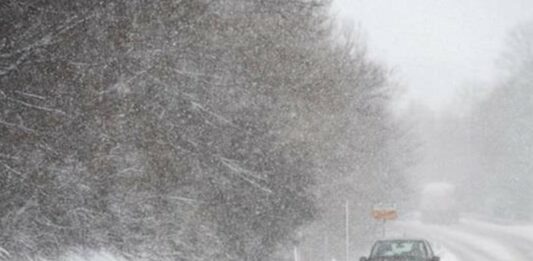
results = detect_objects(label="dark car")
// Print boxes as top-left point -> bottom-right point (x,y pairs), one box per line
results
360,239 -> 440,261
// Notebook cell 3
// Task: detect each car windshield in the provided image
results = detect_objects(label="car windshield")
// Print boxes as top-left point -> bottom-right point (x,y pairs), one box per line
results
371,241 -> 427,257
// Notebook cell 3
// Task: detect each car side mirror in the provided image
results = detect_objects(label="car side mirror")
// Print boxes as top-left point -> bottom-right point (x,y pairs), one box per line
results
432,257 -> 440,261
360,257 -> 368,261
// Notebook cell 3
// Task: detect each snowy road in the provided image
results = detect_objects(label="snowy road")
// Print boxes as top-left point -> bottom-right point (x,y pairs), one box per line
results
392,218 -> 533,261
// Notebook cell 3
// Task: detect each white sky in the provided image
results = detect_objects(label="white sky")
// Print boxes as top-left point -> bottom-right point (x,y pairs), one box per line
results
332,0 -> 533,110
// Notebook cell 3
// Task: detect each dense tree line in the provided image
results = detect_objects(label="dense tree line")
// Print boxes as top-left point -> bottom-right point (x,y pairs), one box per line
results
293,34 -> 411,260
398,22 -> 533,223
0,0 -> 407,260
468,22 -> 533,221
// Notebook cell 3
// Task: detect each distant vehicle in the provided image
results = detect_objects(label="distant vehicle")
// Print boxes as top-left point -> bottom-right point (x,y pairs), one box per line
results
360,239 -> 440,261
419,182 -> 459,224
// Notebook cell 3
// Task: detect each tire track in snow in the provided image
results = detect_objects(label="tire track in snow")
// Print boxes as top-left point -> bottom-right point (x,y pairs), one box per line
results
395,220 -> 513,261
394,221 -> 488,261
460,218 -> 533,260
427,223 -> 519,260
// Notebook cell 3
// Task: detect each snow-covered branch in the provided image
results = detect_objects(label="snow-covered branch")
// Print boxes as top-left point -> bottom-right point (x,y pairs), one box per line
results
0,119 -> 36,133
219,156 -> 272,194
0,161 -> 24,177
5,96 -> 66,116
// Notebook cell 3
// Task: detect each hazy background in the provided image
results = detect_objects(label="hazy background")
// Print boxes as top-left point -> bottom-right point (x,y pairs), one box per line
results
332,0 -> 533,111
333,0 -> 533,222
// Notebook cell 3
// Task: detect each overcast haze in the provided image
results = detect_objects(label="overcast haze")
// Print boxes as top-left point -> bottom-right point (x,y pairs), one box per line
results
333,0 -> 533,110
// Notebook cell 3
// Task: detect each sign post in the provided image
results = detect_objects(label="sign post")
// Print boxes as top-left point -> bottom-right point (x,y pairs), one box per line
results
345,200 -> 349,261
372,205 -> 397,238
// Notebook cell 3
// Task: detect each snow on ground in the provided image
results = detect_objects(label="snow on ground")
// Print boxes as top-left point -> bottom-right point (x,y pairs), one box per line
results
393,217 -> 533,261
462,217 -> 533,241
460,217 -> 533,260
429,242 -> 460,261
425,222 -> 517,260
396,220 -> 492,261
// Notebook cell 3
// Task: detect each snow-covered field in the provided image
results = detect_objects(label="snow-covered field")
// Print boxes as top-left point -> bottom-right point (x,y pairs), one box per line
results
394,218 -> 533,261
